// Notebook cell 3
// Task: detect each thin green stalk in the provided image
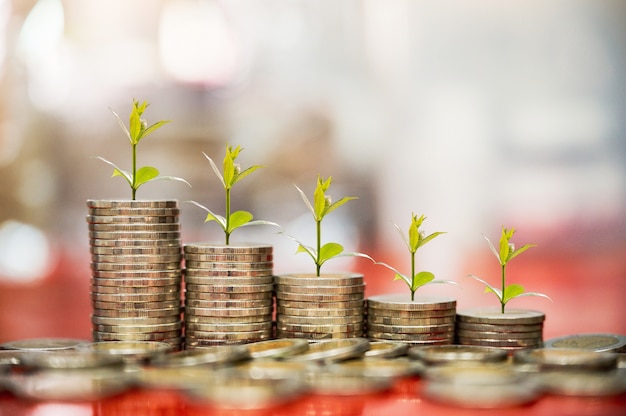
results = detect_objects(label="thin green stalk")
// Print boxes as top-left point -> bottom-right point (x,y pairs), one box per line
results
131,143 -> 137,200
410,250 -> 416,301
225,187 -> 231,244
501,263 -> 506,313
315,219 -> 321,276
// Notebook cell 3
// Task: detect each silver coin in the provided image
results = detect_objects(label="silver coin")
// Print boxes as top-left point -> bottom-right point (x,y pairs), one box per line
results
367,294 -> 456,311
277,306 -> 363,317
91,262 -> 181,271
86,200 -> 179,209
456,337 -> 543,348
245,339 -> 310,359
304,370 -> 392,396
86,215 -> 178,224
149,345 -> 250,367
184,275 -> 274,286
276,283 -> 365,295
456,322 -> 544,333
183,243 -> 272,254
185,321 -> 273,333
87,207 -> 180,216
514,348 -> 619,371
367,322 -> 454,335
184,314 -> 273,325
275,273 -> 363,287
286,338 -> 370,363
328,357 -> 424,379
17,350 -> 124,369
92,330 -> 182,342
90,277 -> 181,287
456,308 -> 545,325
1,338 -> 89,351
89,231 -> 181,240
185,283 -> 274,294
76,340 -> 174,359
534,370 -> 626,396
364,341 -> 409,359
457,329 -> 543,340
408,345 -> 508,364
543,333 -> 626,353
93,321 -> 183,334
184,329 -> 272,341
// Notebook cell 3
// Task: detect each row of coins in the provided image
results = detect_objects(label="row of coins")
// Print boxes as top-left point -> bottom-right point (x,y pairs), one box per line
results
275,274 -> 366,340
183,243 -> 274,348
87,200 -> 184,350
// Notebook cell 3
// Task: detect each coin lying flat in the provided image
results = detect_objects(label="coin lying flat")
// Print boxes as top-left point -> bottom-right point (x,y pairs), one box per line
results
183,275 -> 274,285
275,284 -> 365,295
543,334 -> 626,353
184,253 -> 273,262
408,345 -> 509,365
89,231 -> 181,240
245,339 -> 310,359
364,341 -> 409,359
17,350 -> 124,369
304,370 -> 392,396
514,348 -> 618,371
1,338 -> 89,351
88,207 -> 180,216
90,238 -> 181,247
87,200 -> 179,209
367,295 -> 456,311
329,357 -> 424,379
277,330 -> 365,340
286,338 -> 370,363
183,243 -> 273,255
457,308 -> 545,325
275,273 -> 363,287
149,345 -> 250,367
534,370 -> 626,396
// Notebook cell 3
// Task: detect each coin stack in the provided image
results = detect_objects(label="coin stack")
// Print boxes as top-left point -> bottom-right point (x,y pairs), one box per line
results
274,273 -> 366,340
87,200 -> 184,350
456,308 -> 545,351
182,243 -> 274,348
365,294 -> 456,345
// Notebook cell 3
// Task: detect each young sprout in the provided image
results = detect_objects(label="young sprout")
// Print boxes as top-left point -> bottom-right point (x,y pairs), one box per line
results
188,144 -> 278,244
285,175 -> 373,276
96,99 -> 190,200
469,226 -> 551,313
377,213 -> 455,301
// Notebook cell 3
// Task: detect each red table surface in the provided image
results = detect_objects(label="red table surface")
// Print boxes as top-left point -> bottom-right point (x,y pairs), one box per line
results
1,377 -> 625,416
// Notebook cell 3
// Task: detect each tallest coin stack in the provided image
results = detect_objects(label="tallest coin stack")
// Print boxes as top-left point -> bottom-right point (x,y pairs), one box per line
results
86,200 -> 184,351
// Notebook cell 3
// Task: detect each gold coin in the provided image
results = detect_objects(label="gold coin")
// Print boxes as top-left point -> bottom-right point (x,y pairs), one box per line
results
185,298 -> 273,309
92,300 -> 181,310
367,295 -> 456,311
276,330 -> 364,340
88,223 -> 180,232
457,322 -> 544,333
275,273 -> 363,287
86,200 -> 179,209
184,268 -> 274,278
184,291 -> 273,301
86,215 -> 178,224
456,308 -> 545,325
90,292 -> 180,303
91,314 -> 181,326
91,253 -> 182,264
90,238 -> 181,247
185,306 -> 273,317
277,306 -> 363,317
275,284 -> 365,295
89,231 -> 181,240
184,261 -> 273,271
184,275 -> 274,286
276,322 -> 364,334
185,321 -> 273,333
367,322 -> 454,335
276,299 -> 364,309
183,243 -> 272,254
456,337 -> 542,348
367,308 -> 456,319
184,253 -> 273,262
88,207 -> 180,216
90,246 -> 181,256
90,277 -> 181,287
92,307 -> 182,318
185,314 -> 273,324
457,329 -> 543,340
367,315 -> 455,326
91,270 -> 182,279
276,291 -> 364,302
277,315 -> 364,326
185,283 -> 273,294
93,321 -> 182,334
90,284 -> 180,295
184,329 -> 272,341
91,262 -> 181,271
93,331 -> 181,342
368,331 -> 454,343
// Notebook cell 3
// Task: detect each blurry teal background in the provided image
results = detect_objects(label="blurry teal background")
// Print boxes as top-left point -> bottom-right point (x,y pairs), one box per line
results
0,0 -> 624,341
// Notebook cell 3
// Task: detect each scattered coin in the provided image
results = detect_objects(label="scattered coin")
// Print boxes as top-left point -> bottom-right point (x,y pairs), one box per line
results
286,338 -> 370,363
514,348 -> 619,371
543,333 -> 626,353
408,344 -> 509,365
364,341 -> 409,359
1,338 -> 89,351
245,339 -> 310,359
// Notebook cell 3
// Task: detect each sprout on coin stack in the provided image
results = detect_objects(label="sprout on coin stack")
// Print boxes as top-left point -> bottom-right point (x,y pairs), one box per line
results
365,213 -> 458,346
87,99 -> 189,351
183,145 -> 279,348
275,176 -> 374,340
457,226 -> 552,351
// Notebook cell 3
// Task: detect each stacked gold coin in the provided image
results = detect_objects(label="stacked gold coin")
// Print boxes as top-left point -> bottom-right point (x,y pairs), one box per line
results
274,273 -> 365,340
456,308 -> 545,351
87,200 -> 183,350
365,294 -> 456,345
182,243 -> 274,348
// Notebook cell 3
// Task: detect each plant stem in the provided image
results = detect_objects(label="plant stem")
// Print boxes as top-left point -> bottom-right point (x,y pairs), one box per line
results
410,250 -> 416,301
316,219 -> 321,277
131,143 -> 137,200
501,263 -> 506,313
225,187 -> 231,245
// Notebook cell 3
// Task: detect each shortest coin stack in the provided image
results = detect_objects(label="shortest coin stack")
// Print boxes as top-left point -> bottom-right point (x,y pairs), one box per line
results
366,294 -> 456,346
183,243 -> 274,349
87,200 -> 184,350
456,308 -> 545,351
275,273 -> 366,340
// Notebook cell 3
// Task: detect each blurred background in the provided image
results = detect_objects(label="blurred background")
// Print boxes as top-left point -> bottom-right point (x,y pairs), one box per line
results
0,0 -> 624,343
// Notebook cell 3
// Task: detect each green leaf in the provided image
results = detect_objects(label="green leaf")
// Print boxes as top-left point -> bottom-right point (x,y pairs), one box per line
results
155,175 -> 192,187
507,244 -> 537,263
408,216 -> 421,252
205,211 -> 227,231
110,109 -> 131,143
134,166 -> 159,188
417,231 -> 446,249
394,273 -> 412,287
232,165 -> 263,187
412,271 -> 435,291
139,120 -> 171,142
502,284 -> 525,304
296,244 -> 317,262
238,219 -> 281,229
223,145 -> 238,188
313,176 -> 329,220
467,274 -> 503,301
325,196 -> 358,216
393,222 -> 411,252
129,101 -> 144,145
228,210 -> 254,231
203,152 -> 225,188
483,234 -> 501,264
499,227 -> 514,265
294,184 -> 315,218
319,242 -> 344,265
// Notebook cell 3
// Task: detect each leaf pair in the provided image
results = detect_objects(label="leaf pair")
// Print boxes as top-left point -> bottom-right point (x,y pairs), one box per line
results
296,175 -> 357,222
204,147 -> 262,191
396,213 -> 446,254
112,99 -> 171,146
188,201 -> 279,236
468,275 -> 551,307
485,226 -> 536,266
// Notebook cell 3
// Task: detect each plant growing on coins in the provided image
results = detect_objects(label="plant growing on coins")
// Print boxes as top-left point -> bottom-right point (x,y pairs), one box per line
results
285,175 -> 373,276
468,226 -> 551,313
95,99 -> 190,200
376,213 -> 455,301
189,144 -> 279,244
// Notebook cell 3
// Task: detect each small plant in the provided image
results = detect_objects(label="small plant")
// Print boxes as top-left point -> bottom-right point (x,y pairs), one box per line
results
376,213 -> 455,301
468,226 -> 551,313
188,145 -> 278,244
96,99 -> 190,200
284,175 -> 373,276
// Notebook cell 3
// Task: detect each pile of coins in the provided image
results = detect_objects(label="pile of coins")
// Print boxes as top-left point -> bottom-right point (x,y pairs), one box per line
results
87,200 -> 184,350
456,308 -> 545,350
182,243 -> 274,348
365,294 -> 456,345
275,273 -> 365,340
